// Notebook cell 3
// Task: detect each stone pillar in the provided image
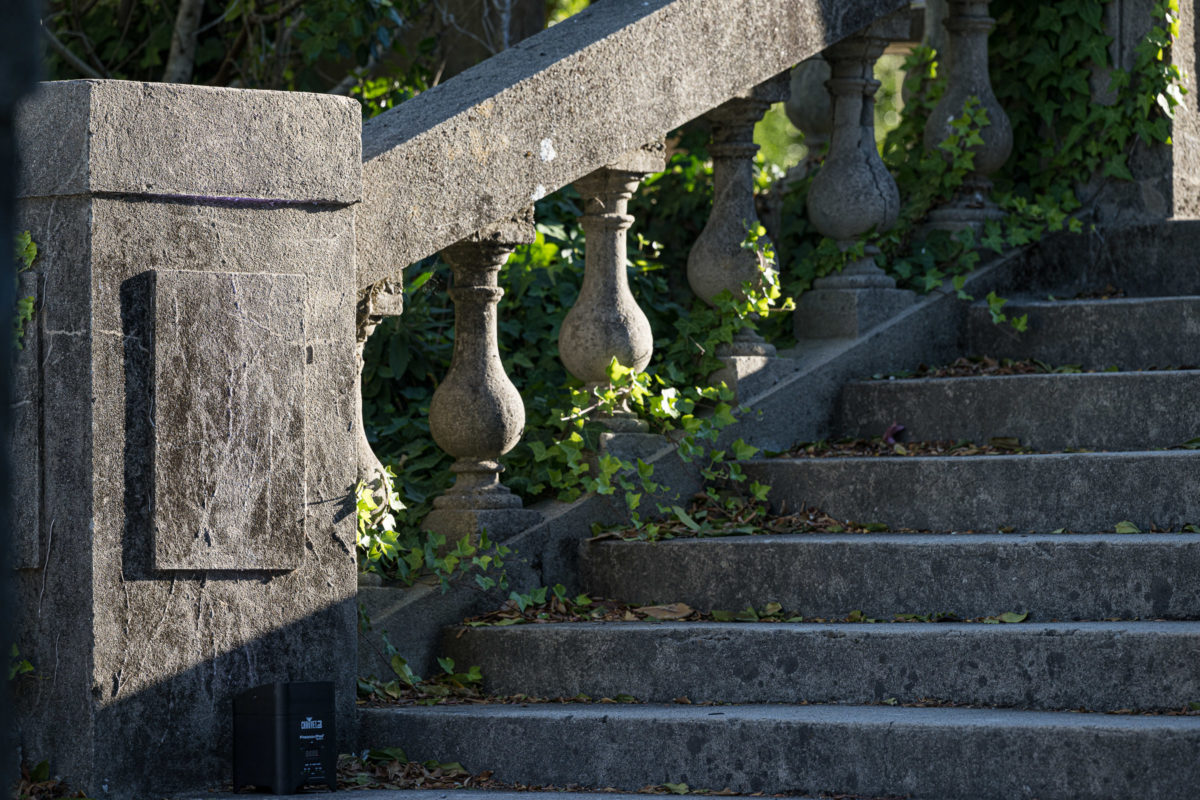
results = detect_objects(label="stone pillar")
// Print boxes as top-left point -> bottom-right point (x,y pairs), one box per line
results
356,278 -> 404,484
558,143 -> 666,432
922,0 -> 1012,233
796,15 -> 916,339
424,213 -> 541,544
1089,0 -> 1200,223
13,80 -> 361,799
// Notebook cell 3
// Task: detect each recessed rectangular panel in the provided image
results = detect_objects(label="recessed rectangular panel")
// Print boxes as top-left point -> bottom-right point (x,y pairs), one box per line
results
152,270 -> 306,570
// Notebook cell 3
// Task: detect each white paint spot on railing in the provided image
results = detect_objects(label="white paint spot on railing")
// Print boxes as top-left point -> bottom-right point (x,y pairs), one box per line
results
539,138 -> 557,162
532,184 -> 548,201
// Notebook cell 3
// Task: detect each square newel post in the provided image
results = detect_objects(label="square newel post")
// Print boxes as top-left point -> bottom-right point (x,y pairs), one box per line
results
795,14 -> 917,340
424,212 -> 542,544
12,81 -> 362,799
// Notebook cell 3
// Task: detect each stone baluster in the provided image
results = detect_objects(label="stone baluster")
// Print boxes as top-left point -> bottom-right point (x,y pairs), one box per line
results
558,142 -> 666,432
424,212 -> 541,543
785,55 -> 834,173
355,277 -> 403,485
924,0 -> 951,65
923,0 -> 1012,233
795,13 -> 916,339
687,75 -> 789,360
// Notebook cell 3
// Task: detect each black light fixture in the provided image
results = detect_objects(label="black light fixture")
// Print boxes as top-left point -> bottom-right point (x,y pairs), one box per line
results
233,681 -> 338,794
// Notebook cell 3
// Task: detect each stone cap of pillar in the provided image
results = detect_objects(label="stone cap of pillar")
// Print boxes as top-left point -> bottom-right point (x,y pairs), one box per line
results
17,79 -> 362,204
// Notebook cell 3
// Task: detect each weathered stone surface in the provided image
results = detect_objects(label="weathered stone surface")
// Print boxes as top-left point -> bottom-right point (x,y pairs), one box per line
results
445,620 -> 1200,710
357,548 -> 540,679
560,164 -> 657,429
16,80 -> 361,203
794,286 -> 914,339
357,0 -> 909,287
806,26 -> 899,273
785,56 -> 832,145
9,270 -> 40,570
721,248 -> 1026,453
151,270 -> 306,571
14,82 -> 361,799
360,703 -> 1200,799
707,354 -> 799,402
1011,221 -> 1200,297
687,84 -> 782,304
580,534 -> 1200,620
425,217 -> 542,544
838,370 -> 1200,450
189,792 -> 799,800
922,0 -> 1011,231
741,451 -> 1200,532
1088,0 -> 1200,223
965,297 -> 1200,369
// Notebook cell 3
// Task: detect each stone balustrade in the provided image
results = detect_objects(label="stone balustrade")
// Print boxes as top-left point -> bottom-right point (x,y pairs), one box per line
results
12,2 -> 1039,798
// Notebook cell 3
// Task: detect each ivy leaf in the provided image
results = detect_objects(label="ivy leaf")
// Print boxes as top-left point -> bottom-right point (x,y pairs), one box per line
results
1102,153 -> 1135,182
671,505 -> 701,531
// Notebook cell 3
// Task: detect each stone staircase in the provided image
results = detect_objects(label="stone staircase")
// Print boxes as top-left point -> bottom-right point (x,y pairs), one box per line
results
359,257 -> 1200,799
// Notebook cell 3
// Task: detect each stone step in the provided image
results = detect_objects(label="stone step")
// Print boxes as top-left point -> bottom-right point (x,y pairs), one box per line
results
443,620 -> 1200,711
837,370 -> 1200,450
188,793 -> 823,800
358,704 -> 1200,800
965,296 -> 1200,369
739,451 -> 1200,532
579,534 -> 1200,620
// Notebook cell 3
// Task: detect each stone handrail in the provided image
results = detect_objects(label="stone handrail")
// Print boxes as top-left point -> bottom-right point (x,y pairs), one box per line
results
356,0 -> 909,290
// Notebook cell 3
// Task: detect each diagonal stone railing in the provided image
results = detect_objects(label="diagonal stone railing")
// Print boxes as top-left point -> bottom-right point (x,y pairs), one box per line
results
356,0 -> 908,290
355,0 -> 912,545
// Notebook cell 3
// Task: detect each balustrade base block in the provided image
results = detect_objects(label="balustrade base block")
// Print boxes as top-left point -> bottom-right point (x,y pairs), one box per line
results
795,287 -> 916,340
710,355 -> 775,402
921,204 -> 1005,237
423,507 -> 544,548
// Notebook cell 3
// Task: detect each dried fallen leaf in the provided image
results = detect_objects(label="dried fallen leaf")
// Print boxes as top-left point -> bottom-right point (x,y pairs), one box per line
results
635,603 -> 695,621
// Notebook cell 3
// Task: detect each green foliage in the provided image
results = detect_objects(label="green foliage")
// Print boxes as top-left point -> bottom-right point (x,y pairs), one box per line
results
357,635 -> 484,704
775,0 -> 1183,326
547,0 -> 590,25
8,644 -> 34,682
43,0 -> 433,93
12,231 -> 36,349
990,0 -> 1185,194
355,468 -> 512,591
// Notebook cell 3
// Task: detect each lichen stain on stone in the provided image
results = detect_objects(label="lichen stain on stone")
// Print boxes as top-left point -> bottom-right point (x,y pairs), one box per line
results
539,138 -> 557,162
532,185 -> 547,202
